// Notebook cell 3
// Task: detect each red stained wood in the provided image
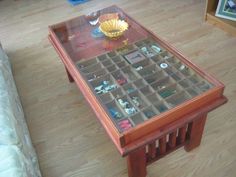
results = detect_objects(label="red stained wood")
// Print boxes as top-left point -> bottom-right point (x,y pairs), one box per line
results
127,148 -> 147,177
148,142 -> 156,159
159,135 -> 167,154
48,5 -> 227,177
65,67 -> 74,83
169,131 -> 177,148
185,114 -> 207,151
178,125 -> 187,144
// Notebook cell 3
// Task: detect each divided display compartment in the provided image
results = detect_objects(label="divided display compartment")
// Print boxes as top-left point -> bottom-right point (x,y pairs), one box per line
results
178,78 -> 193,88
157,83 -> 183,99
151,76 -> 175,91
117,95 -> 138,116
107,64 -> 118,72
111,87 -> 126,99
165,91 -> 191,108
77,58 -> 98,69
111,70 -> 128,86
179,66 -> 194,77
117,118 -> 134,132
128,90 -> 150,110
159,51 -> 174,60
121,66 -> 140,81
132,58 -> 154,70
142,39 -> 164,54
151,55 -> 164,63
196,81 -> 213,92
80,62 -> 104,74
90,74 -> 118,95
139,45 -> 157,58
188,74 -> 202,84
137,64 -> 160,77
73,37 -> 217,133
142,105 -> 160,119
99,92 -> 114,104
186,87 -> 201,97
154,101 -> 169,113
140,85 -> 155,96
102,59 -> 114,67
174,61 -> 190,73
158,62 -> 177,75
123,83 -> 137,94
147,93 -> 161,105
116,44 -> 137,55
170,71 -> 185,81
105,100 -> 125,121
165,56 -> 179,65
144,70 -> 167,84
111,55 -> 123,63
133,79 -> 147,89
129,112 -> 147,126
107,51 -> 118,58
85,69 -> 108,82
116,60 -> 128,68
97,54 -> 109,61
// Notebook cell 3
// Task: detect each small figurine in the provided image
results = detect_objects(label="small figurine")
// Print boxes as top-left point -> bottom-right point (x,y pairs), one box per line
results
132,96 -> 140,107
118,99 -> 129,108
118,98 -> 137,115
94,80 -> 117,94
151,45 -> 161,53
124,107 -> 137,115
109,108 -> 123,119
117,78 -> 127,85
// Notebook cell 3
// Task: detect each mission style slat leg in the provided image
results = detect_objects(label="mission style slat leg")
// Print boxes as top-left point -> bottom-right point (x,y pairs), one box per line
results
185,114 -> 207,152
126,113 -> 208,177
127,147 -> 147,177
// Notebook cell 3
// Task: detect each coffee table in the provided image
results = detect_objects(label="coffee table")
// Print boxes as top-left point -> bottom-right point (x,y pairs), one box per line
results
48,5 -> 227,177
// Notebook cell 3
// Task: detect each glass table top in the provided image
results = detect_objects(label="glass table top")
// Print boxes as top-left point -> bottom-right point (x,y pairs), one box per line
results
51,6 -> 215,133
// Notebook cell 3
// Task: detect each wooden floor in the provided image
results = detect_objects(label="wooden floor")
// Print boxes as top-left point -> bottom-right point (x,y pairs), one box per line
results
1,0 -> 236,177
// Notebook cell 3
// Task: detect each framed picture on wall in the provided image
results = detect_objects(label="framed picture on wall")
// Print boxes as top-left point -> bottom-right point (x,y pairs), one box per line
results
216,0 -> 236,21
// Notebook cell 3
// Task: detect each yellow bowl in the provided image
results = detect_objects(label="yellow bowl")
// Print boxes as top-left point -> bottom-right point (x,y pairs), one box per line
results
99,19 -> 129,39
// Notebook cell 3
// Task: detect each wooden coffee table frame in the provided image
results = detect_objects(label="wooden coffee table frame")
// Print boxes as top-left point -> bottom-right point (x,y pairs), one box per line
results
49,5 -> 227,177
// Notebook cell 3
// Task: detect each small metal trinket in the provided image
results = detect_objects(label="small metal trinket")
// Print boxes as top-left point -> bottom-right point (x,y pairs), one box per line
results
163,56 -> 169,60
135,66 -> 143,71
151,45 -> 161,53
125,107 -> 137,115
160,63 -> 168,69
179,65 -> 186,70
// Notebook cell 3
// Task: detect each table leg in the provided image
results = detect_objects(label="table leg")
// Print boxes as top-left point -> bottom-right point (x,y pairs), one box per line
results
185,114 -> 207,152
127,147 -> 147,177
65,67 -> 74,83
